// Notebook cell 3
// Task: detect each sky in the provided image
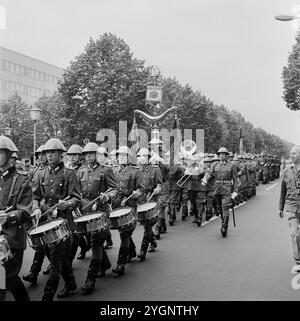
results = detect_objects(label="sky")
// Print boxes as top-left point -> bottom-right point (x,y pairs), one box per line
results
1,0 -> 300,144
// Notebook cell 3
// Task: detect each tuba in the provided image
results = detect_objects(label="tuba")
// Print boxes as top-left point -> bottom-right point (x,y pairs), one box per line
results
176,140 -> 204,187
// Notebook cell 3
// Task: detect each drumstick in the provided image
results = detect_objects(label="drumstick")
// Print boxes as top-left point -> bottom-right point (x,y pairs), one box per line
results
82,188 -> 113,211
147,190 -> 156,202
121,193 -> 135,207
35,196 -> 71,230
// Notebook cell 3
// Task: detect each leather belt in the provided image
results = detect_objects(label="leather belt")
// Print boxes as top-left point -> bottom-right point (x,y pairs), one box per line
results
215,179 -> 232,184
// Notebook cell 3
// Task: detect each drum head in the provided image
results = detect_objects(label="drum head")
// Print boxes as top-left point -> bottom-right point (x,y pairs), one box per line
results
30,219 -> 64,235
137,202 -> 157,212
110,208 -> 132,218
75,212 -> 104,223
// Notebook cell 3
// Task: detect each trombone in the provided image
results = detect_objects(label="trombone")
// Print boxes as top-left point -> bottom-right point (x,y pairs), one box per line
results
176,140 -> 203,187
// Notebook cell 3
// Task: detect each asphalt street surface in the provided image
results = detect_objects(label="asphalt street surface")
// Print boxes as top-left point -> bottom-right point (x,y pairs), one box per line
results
7,177 -> 300,301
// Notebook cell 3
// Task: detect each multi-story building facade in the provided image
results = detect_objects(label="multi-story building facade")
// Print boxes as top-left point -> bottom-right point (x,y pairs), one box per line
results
0,46 -> 64,105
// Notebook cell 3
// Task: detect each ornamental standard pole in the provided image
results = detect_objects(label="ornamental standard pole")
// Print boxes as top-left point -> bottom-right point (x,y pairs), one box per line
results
33,121 -> 37,166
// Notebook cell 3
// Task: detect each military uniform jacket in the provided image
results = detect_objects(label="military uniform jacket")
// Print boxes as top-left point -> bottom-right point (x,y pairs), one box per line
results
208,160 -> 238,195
0,166 -> 32,249
114,164 -> 145,198
32,162 -> 81,231
28,163 -> 48,185
138,164 -> 163,193
168,164 -> 184,191
77,162 -> 117,203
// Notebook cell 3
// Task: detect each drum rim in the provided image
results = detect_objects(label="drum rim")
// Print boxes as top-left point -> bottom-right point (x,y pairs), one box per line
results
28,218 -> 66,235
110,207 -> 133,217
74,212 -> 105,223
137,202 -> 157,212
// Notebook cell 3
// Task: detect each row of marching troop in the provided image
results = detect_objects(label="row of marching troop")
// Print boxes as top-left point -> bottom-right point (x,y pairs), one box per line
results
0,135 -> 281,301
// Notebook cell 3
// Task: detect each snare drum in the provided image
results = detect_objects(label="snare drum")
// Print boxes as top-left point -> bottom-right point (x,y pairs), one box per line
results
0,235 -> 11,264
28,219 -> 70,248
109,207 -> 135,230
74,212 -> 107,234
137,202 -> 158,222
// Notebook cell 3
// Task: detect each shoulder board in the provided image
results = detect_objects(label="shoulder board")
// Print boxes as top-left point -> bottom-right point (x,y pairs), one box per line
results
151,165 -> 159,168
16,170 -> 28,176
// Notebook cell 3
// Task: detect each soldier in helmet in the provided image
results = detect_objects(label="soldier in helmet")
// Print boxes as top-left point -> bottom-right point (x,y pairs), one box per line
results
97,146 -> 109,166
66,145 -> 91,262
11,152 -> 18,167
23,145 -> 52,285
112,146 -> 144,275
136,148 -> 162,260
77,142 -> 117,294
203,147 -> 238,237
32,138 -> 81,301
0,136 -> 32,301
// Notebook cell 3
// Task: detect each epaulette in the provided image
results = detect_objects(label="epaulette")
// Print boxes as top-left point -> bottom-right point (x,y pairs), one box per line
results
17,170 -> 28,176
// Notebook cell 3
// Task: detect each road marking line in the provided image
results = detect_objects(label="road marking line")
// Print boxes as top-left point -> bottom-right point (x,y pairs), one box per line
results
266,183 -> 277,191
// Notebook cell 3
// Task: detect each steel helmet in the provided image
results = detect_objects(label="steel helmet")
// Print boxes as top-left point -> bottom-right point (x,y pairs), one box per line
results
82,142 -> 99,154
35,145 -> 44,155
137,148 -> 151,157
204,156 -> 212,162
110,149 -> 117,156
217,147 -> 229,155
97,146 -> 108,157
43,138 -> 67,152
67,144 -> 83,155
11,152 -> 18,159
0,136 -> 18,152
116,146 -> 133,156
212,154 -> 220,162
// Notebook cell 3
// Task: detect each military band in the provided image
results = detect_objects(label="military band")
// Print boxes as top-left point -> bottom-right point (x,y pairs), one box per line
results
0,132 -> 285,301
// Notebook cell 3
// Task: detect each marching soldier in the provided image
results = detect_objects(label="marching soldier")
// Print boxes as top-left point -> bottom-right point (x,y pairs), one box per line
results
112,146 -> 144,275
203,147 -> 238,237
0,136 -> 31,301
77,143 -> 117,294
23,145 -> 52,285
180,154 -> 189,221
136,148 -> 162,260
66,144 -> 91,261
32,138 -> 81,301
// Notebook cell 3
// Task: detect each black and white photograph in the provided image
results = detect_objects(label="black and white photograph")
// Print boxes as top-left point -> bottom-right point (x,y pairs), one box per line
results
1,0 -> 300,309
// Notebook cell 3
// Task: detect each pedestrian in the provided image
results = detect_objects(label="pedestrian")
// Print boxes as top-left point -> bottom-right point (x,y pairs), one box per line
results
279,145 -> 300,274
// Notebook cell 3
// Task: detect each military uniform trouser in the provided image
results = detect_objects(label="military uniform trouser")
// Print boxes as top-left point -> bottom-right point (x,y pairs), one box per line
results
287,212 -> 300,265
29,245 -> 51,275
188,190 -> 206,219
205,190 -> 214,219
0,249 -> 30,301
140,219 -> 157,253
42,236 -> 76,301
181,188 -> 189,216
214,195 -> 232,229
70,232 -> 91,263
168,190 -> 181,210
117,220 -> 137,265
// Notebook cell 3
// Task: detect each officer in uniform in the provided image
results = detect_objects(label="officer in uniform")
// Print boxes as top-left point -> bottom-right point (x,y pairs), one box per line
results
203,147 -> 238,237
0,136 -> 31,301
211,154 -> 220,215
66,144 -> 91,262
77,143 -> 117,294
136,148 -> 162,260
112,146 -> 144,275
32,138 -> 81,301
179,153 -> 189,221
23,145 -> 53,285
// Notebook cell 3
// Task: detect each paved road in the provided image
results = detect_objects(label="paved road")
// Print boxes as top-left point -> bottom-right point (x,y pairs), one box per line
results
7,178 -> 300,301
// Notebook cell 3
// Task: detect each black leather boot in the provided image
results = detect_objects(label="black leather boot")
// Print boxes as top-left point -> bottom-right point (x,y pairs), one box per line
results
57,280 -> 77,299
182,204 -> 188,220
98,251 -> 111,278
43,263 -> 52,275
112,264 -> 125,275
161,218 -> 167,233
22,271 -> 38,286
221,216 -> 229,237
82,259 -> 100,294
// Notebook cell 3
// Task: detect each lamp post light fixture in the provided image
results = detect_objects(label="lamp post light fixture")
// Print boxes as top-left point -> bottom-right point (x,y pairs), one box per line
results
29,107 -> 41,166
275,14 -> 300,21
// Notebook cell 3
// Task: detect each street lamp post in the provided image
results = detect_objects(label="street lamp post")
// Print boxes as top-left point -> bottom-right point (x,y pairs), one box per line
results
29,107 -> 41,166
